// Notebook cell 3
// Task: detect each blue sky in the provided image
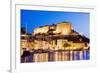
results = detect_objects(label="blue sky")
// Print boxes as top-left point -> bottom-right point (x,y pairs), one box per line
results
21,9 -> 90,38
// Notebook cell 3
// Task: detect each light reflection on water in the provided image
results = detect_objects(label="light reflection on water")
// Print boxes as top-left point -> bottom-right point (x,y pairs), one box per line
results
21,49 -> 90,63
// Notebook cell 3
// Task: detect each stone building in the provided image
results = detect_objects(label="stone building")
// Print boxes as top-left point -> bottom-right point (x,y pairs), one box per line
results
21,22 -> 90,62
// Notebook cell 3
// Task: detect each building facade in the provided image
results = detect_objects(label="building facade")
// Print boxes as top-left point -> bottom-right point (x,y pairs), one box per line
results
21,22 -> 90,63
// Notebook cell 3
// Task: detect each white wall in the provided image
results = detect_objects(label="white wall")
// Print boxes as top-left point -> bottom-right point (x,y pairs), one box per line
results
0,0 -> 100,73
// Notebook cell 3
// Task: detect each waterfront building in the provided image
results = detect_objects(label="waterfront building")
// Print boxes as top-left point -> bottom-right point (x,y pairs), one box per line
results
21,22 -> 90,63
